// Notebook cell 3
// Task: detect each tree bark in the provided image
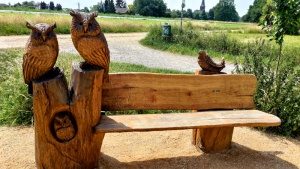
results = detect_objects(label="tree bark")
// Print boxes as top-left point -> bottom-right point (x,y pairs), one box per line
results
33,63 -> 105,169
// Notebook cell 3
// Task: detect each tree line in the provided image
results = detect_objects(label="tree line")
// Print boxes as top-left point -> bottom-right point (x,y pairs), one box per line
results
242,0 -> 299,35
5,1 -> 63,11
40,1 -> 62,11
90,0 -> 239,22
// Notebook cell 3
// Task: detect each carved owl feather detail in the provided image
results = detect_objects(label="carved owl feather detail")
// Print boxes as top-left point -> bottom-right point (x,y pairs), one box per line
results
70,10 -> 110,82
23,22 -> 59,93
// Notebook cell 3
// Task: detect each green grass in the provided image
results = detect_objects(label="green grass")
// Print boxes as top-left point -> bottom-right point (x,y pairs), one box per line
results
0,12 -> 263,35
0,48 -> 190,126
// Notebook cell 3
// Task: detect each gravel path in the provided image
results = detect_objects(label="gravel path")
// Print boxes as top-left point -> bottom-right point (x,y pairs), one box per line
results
0,32 -> 234,73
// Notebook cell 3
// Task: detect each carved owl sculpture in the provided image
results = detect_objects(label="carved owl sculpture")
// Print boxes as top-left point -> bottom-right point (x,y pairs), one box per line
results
23,22 -> 59,94
198,50 -> 225,72
53,112 -> 76,142
70,10 -> 110,83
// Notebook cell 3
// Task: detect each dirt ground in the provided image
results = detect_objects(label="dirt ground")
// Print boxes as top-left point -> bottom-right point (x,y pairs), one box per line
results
0,126 -> 299,169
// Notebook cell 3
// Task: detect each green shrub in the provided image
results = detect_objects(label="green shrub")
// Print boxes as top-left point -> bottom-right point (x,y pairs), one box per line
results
0,49 -> 33,126
234,40 -> 300,137
141,25 -> 247,58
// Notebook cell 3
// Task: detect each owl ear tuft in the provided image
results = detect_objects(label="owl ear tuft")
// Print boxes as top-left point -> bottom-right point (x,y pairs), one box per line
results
92,11 -> 98,18
26,22 -> 35,30
49,22 -> 57,30
70,9 -> 77,17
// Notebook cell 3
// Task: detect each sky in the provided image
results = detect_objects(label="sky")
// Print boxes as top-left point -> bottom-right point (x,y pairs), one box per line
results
3,0 -> 254,16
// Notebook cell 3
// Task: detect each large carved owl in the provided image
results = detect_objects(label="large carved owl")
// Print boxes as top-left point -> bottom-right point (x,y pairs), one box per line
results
23,22 -> 59,94
70,10 -> 110,83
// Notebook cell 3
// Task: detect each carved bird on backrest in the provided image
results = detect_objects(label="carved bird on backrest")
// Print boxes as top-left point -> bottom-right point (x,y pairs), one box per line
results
70,10 -> 110,83
198,50 -> 225,72
23,22 -> 59,94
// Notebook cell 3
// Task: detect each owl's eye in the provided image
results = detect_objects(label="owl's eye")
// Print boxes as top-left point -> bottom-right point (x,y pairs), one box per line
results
79,22 -> 83,26
88,23 -> 92,27
37,33 -> 41,36
47,33 -> 50,37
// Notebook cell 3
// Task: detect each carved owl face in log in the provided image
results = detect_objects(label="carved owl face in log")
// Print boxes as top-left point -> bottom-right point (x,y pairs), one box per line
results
53,112 -> 77,142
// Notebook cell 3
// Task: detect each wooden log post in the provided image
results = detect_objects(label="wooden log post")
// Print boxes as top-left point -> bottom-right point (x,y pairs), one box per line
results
33,63 -> 105,169
191,69 -> 233,153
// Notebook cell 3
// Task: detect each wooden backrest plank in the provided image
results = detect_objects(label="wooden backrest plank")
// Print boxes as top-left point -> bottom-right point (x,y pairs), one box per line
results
102,73 -> 257,111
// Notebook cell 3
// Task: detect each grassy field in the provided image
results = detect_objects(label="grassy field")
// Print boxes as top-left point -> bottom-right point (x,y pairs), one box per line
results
0,12 -> 263,35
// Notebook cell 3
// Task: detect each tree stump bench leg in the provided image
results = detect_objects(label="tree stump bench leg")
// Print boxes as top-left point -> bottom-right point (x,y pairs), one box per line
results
192,127 -> 234,153
33,63 -> 105,169
191,69 -> 233,153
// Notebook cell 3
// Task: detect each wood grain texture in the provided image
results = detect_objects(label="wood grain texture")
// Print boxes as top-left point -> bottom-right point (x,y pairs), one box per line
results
33,64 -> 105,169
198,127 -> 234,153
102,73 -> 257,111
95,110 -> 281,133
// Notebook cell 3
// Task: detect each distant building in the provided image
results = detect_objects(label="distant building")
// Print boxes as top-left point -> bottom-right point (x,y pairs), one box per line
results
200,0 -> 205,12
0,3 -> 8,7
115,7 -> 128,14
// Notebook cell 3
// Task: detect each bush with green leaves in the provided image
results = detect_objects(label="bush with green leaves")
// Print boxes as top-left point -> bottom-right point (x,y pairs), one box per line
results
234,40 -> 300,137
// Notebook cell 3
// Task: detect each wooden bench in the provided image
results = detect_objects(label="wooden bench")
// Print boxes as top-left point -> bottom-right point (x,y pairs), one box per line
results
32,63 -> 281,169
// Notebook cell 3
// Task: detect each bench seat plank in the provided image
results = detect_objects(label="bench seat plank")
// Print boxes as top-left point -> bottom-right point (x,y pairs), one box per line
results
95,110 -> 281,133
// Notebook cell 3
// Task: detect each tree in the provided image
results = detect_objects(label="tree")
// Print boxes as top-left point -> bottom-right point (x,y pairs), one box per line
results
109,0 -> 115,13
208,8 -> 214,20
116,0 -> 126,8
201,11 -> 207,20
22,1 -> 29,6
49,1 -> 54,10
128,4 -> 134,14
193,12 -> 201,20
260,0 -> 275,25
14,2 -> 21,7
213,0 -> 239,22
40,1 -> 47,9
242,0 -> 266,22
133,0 -> 167,17
170,9 -> 179,18
81,7 -> 89,12
260,0 -> 300,74
186,8 -> 193,18
56,3 -> 62,11
104,0 -> 109,13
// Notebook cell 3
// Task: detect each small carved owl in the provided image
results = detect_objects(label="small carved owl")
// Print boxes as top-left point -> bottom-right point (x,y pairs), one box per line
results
23,22 -> 59,94
53,112 -> 76,142
70,10 -> 110,83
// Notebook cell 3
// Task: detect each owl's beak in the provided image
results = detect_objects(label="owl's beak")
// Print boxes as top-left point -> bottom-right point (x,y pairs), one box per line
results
42,35 -> 47,42
83,23 -> 88,33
